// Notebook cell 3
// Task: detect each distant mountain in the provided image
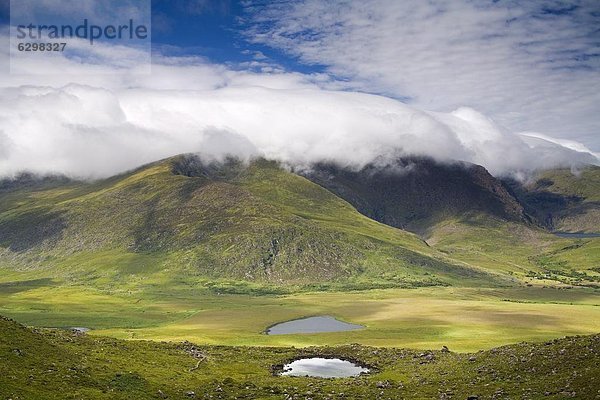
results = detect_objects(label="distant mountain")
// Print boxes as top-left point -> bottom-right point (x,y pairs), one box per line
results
299,158 -> 599,284
0,155 -> 500,289
503,165 -> 600,233
300,157 -> 528,235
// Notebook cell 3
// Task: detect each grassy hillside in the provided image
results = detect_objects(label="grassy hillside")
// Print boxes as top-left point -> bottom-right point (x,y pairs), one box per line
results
0,156 -> 598,375
421,165 -> 600,287
505,165 -> 600,232
1,316 -> 599,399
298,158 -> 599,286
425,213 -> 600,288
1,155 -> 597,292
0,155 -> 499,290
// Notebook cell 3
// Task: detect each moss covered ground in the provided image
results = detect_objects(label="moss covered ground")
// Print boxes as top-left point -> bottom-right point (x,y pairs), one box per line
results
1,316 -> 598,399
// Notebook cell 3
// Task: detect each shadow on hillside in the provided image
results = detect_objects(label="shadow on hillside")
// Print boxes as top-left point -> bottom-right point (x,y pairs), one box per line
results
0,210 -> 67,252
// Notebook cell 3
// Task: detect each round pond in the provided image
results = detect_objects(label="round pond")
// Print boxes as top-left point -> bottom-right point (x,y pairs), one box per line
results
280,357 -> 369,378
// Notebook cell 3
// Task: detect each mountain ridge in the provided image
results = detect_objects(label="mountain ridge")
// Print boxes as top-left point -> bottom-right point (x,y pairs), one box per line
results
0,154 -> 598,289
0,155 -> 502,289
299,156 -> 529,235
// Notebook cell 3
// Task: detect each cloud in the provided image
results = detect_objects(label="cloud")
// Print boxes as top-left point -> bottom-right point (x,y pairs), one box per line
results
241,0 -> 600,152
520,131 -> 599,159
0,27 -> 597,180
0,130 -> 12,160
0,78 -> 596,180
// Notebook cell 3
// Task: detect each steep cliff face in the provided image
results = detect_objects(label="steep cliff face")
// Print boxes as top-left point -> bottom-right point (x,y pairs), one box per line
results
301,157 -> 528,235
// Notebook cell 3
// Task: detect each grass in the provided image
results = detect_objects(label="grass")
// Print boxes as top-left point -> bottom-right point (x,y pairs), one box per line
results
1,276 -> 599,352
516,165 -> 600,232
1,316 -> 599,399
426,213 -> 600,286
534,166 -> 600,202
1,158 -> 599,397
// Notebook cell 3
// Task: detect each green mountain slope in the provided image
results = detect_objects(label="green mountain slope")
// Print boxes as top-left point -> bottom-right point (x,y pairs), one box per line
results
0,155 -> 500,289
436,165 -> 600,286
301,159 -> 599,284
505,165 -> 600,232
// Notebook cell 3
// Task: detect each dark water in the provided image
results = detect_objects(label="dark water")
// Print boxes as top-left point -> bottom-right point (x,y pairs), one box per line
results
266,316 -> 364,335
280,358 -> 369,378
554,232 -> 600,238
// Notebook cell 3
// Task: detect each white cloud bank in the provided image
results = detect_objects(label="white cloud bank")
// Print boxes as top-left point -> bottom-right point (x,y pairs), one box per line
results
242,0 -> 600,152
0,33 -> 597,180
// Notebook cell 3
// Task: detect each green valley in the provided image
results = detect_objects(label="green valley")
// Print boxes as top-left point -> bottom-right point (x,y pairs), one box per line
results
1,316 -> 599,399
0,155 -> 598,399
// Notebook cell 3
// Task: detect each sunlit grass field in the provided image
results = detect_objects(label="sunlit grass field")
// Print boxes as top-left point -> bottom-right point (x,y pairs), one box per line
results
1,159 -> 598,357
1,276 -> 598,352
2,314 -> 598,399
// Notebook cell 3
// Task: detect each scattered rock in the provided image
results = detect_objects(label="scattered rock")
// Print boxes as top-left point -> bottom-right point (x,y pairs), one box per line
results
185,391 -> 195,398
375,380 -> 391,389
418,351 -> 435,363
441,346 -> 450,353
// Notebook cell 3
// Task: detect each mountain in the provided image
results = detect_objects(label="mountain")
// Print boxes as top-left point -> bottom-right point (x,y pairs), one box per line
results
503,165 -> 600,233
0,155 -> 500,290
299,156 -> 528,235
1,155 -> 597,290
300,158 -> 599,282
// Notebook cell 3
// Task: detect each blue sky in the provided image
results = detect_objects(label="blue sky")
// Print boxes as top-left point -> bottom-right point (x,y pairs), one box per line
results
150,0 -> 325,74
151,0 -> 246,61
0,0 -> 325,72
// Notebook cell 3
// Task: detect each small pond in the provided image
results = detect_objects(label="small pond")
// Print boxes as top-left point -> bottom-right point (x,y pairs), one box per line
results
266,316 -> 364,335
280,358 -> 369,378
70,327 -> 90,333
553,232 -> 600,238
